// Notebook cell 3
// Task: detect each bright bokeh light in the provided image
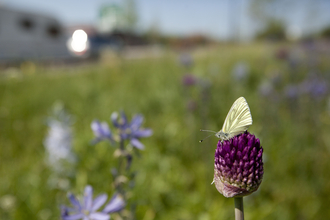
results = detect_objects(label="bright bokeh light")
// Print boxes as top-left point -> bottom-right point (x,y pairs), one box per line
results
72,30 -> 88,43
68,29 -> 89,53
70,40 -> 87,53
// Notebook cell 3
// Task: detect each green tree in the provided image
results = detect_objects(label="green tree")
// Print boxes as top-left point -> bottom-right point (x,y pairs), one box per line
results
255,20 -> 286,41
124,0 -> 138,31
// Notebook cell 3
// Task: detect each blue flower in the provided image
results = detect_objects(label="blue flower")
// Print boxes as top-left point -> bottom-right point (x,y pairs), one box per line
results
91,120 -> 114,144
300,76 -> 328,99
232,62 -> 249,82
284,84 -> 299,99
61,185 -> 125,220
102,194 -> 126,213
111,112 -> 153,150
44,107 -> 75,172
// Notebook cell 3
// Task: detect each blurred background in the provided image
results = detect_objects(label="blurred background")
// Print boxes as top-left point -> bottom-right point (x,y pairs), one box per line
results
1,0 -> 330,219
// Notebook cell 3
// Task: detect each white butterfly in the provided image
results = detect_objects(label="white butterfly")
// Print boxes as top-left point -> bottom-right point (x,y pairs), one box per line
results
216,97 -> 252,140
200,97 -> 252,142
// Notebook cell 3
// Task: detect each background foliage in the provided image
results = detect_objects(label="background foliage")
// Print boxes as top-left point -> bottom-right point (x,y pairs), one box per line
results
1,43 -> 330,219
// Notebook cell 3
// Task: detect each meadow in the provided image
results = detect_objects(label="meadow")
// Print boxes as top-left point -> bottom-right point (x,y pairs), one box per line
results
1,42 -> 330,220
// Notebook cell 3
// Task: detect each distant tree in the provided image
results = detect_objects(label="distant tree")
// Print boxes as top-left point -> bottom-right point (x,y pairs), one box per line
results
320,26 -> 330,39
249,0 -> 321,39
255,20 -> 286,41
123,0 -> 138,31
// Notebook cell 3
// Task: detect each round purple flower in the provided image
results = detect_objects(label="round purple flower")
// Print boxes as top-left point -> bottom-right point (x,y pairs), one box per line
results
182,74 -> 197,86
213,131 -> 264,198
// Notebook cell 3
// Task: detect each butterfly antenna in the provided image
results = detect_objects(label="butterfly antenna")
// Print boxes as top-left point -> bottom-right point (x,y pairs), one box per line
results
199,129 -> 217,142
200,129 -> 216,133
199,134 -> 214,142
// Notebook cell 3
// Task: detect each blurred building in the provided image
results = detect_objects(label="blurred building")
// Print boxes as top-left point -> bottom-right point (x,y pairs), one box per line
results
0,6 -> 72,62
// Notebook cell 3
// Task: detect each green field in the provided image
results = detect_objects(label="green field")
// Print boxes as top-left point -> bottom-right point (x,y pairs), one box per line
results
1,43 -> 330,219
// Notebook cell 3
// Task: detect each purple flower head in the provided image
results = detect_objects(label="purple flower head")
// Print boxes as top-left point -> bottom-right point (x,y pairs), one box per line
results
61,185 -> 125,220
111,111 -> 153,150
213,131 -> 264,198
182,74 -> 197,86
91,120 -> 114,144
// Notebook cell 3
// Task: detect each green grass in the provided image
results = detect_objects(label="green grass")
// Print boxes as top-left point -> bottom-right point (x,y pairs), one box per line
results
1,43 -> 330,220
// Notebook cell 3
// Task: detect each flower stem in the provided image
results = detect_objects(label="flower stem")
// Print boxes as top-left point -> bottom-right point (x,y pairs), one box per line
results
234,197 -> 244,220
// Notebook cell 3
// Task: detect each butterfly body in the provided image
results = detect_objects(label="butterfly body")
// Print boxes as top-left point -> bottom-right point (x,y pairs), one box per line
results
216,97 -> 253,141
215,130 -> 230,140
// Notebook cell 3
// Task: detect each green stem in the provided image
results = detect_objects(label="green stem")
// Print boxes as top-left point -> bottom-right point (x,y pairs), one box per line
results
234,197 -> 244,220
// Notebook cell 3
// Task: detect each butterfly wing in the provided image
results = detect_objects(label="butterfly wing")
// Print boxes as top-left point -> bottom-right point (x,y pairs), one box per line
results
221,97 -> 253,138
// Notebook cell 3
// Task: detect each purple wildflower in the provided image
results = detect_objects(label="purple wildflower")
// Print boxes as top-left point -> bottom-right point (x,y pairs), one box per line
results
300,77 -> 328,99
182,74 -> 197,86
284,84 -> 299,99
111,112 -> 153,150
103,194 -> 126,213
91,120 -> 114,144
61,185 -> 125,220
213,131 -> 264,198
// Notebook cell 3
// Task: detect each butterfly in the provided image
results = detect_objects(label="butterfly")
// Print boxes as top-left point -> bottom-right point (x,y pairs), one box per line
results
200,97 -> 253,142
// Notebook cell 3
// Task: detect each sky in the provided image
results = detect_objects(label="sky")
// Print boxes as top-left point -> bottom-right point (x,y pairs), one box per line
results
1,0 -> 330,40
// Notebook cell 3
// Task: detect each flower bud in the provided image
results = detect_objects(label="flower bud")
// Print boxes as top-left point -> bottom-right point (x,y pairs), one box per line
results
213,131 -> 264,198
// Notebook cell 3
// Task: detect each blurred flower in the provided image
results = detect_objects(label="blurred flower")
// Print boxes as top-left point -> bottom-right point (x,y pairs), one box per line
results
61,185 -> 125,220
91,120 -> 114,144
102,194 -> 126,213
300,76 -> 328,99
178,53 -> 193,67
182,74 -> 197,86
0,195 -> 16,211
213,132 -> 264,198
44,109 -> 74,172
284,84 -> 299,99
258,80 -> 274,97
232,62 -> 249,82
111,111 -> 153,150
275,48 -> 289,60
